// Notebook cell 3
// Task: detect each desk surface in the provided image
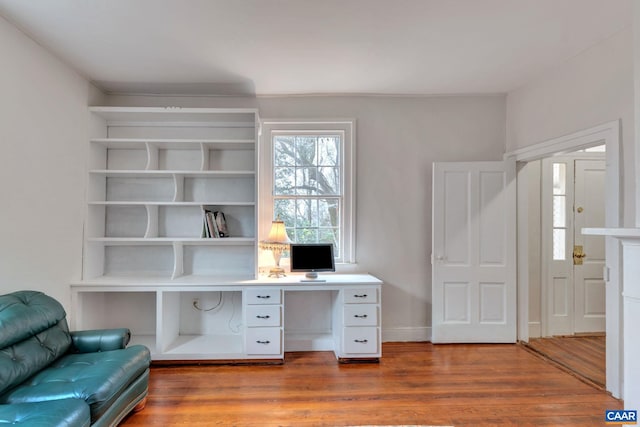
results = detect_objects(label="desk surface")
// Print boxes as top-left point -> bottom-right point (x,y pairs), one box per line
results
72,273 -> 382,290
242,273 -> 382,286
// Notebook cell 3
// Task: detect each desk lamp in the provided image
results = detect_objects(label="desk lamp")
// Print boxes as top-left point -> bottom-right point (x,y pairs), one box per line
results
259,218 -> 291,278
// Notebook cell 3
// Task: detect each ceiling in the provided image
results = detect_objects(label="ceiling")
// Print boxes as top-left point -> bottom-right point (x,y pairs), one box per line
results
0,0 -> 632,96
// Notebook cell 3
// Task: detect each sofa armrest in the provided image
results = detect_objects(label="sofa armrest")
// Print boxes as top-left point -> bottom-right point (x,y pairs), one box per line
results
70,328 -> 131,353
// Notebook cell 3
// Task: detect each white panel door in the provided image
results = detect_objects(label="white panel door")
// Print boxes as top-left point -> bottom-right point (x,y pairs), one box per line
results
432,161 -> 516,343
574,159 -> 606,333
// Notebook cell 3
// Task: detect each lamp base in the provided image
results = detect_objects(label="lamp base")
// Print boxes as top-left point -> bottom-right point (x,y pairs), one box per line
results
268,267 -> 286,278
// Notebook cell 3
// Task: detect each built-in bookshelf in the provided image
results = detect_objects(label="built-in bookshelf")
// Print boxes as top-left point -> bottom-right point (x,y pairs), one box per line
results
74,107 -> 382,362
82,107 -> 260,282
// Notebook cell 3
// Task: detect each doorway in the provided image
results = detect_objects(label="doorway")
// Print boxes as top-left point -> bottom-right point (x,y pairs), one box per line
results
510,120 -> 622,398
525,149 -> 606,388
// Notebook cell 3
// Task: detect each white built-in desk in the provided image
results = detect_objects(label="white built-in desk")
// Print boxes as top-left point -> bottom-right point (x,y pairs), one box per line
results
71,274 -> 382,363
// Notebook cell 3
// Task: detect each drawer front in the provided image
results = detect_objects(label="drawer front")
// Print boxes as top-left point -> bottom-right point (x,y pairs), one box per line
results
246,328 -> 282,355
246,305 -> 282,327
246,289 -> 282,305
343,327 -> 379,354
343,304 -> 378,326
344,288 -> 378,304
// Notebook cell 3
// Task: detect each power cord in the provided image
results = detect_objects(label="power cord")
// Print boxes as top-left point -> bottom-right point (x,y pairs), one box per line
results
192,292 -> 223,312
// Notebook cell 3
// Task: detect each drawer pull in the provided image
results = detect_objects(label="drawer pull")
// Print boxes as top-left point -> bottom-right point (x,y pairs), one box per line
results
354,339 -> 369,344
354,314 -> 368,318
256,315 -> 271,319
256,295 -> 271,299
256,340 -> 271,345
354,294 -> 368,298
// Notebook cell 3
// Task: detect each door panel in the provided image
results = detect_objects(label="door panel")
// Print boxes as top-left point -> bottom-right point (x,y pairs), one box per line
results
432,161 -> 516,343
574,159 -> 605,333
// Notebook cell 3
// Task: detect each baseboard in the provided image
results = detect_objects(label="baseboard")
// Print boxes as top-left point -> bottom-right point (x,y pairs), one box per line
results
382,327 -> 431,342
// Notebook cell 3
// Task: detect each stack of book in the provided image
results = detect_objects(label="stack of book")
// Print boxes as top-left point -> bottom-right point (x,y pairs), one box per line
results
202,210 -> 228,238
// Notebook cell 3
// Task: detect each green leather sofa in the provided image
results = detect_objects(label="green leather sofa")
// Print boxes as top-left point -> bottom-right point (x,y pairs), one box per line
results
0,290 -> 151,426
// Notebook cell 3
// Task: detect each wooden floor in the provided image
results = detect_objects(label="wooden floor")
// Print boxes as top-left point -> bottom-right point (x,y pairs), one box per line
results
524,335 -> 606,388
121,342 -> 621,427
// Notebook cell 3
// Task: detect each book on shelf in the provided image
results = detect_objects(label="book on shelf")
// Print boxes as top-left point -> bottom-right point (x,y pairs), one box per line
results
214,211 -> 228,237
202,209 -> 228,238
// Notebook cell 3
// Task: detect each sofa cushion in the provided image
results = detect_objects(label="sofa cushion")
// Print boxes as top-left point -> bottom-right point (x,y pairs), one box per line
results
0,291 -> 68,348
0,399 -> 90,427
0,345 -> 150,421
0,291 -> 72,395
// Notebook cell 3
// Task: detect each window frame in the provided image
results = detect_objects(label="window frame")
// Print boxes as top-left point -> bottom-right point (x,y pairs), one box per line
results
259,119 -> 356,265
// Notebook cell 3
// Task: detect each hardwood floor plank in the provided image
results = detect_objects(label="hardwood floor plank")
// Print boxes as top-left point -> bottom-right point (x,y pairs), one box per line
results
525,336 -> 605,387
120,342 -> 620,426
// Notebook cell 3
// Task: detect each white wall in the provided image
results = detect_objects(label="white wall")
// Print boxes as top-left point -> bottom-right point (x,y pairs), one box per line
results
506,27 -> 635,227
0,15 -> 102,308
107,93 -> 506,340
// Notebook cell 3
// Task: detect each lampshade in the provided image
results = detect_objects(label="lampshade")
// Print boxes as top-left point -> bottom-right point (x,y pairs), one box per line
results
259,219 -> 291,278
264,220 -> 292,244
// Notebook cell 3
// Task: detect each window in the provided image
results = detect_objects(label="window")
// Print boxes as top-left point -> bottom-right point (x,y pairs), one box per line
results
260,121 -> 355,264
552,162 -> 567,260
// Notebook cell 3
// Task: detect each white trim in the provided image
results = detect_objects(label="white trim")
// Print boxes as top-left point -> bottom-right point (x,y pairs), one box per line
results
258,119 -> 356,264
508,121 -> 618,161
507,120 -> 622,398
528,321 -> 542,338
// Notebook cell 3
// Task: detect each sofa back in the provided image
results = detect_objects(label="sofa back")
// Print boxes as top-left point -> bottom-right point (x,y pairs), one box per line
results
0,291 -> 72,395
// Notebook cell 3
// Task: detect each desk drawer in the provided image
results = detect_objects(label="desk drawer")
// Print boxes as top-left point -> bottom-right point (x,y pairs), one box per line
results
246,305 -> 282,327
344,288 -> 378,304
246,289 -> 282,305
343,305 -> 378,326
246,328 -> 282,355
343,327 -> 378,354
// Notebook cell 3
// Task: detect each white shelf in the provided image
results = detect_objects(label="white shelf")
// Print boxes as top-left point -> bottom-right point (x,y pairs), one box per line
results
87,237 -> 256,245
90,170 -> 255,178
91,138 -> 255,150
88,201 -> 256,206
162,334 -> 243,356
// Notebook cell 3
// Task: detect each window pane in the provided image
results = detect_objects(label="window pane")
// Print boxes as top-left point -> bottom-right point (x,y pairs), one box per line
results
318,136 -> 340,166
295,167 -> 317,195
553,163 -> 566,195
295,199 -> 318,228
295,136 -> 316,166
553,229 -> 566,260
317,167 -> 340,195
318,198 -> 339,227
273,136 -> 295,166
553,195 -> 566,227
295,228 -> 318,243
274,198 -> 295,224
274,166 -> 295,195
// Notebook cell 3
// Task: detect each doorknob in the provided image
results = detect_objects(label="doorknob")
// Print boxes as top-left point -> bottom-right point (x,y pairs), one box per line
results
573,245 -> 586,265
576,207 -> 584,213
